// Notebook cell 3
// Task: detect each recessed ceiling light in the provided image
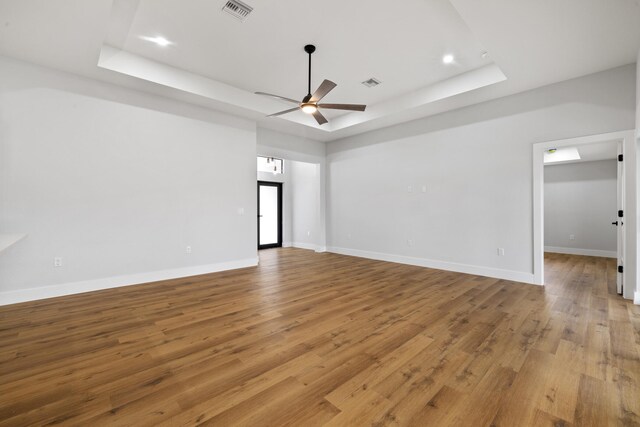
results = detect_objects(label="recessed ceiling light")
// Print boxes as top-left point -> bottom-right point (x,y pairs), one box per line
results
140,36 -> 172,47
442,54 -> 454,64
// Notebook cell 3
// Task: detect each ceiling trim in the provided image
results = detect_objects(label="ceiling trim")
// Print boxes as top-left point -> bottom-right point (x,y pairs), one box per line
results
99,45 -> 506,133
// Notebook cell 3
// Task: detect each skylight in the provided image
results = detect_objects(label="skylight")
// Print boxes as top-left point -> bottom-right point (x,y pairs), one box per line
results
543,147 -> 581,164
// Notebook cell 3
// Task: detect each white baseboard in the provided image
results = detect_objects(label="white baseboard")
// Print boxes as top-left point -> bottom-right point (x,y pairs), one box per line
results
544,246 -> 617,258
326,246 -> 536,285
291,242 -> 318,251
282,241 -> 293,248
0,257 -> 259,306
635,291 -> 640,306
291,243 -> 327,253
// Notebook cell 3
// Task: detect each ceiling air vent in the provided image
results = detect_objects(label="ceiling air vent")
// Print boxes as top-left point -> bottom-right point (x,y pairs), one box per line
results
361,77 -> 382,88
222,0 -> 253,22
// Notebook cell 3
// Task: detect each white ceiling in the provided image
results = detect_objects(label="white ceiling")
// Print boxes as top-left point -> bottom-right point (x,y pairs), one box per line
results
105,0 -> 492,110
0,0 -> 639,142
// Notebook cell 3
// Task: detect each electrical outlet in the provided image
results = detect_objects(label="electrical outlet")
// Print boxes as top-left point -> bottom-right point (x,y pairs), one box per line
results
497,248 -> 505,256
569,234 -> 575,240
407,185 -> 413,193
54,257 -> 62,267
407,239 -> 414,247
186,246 -> 192,254
307,231 -> 311,237
237,207 -> 245,216
421,185 -> 427,193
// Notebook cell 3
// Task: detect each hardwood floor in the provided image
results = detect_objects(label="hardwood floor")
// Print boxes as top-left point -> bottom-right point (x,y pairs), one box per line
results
0,249 -> 638,426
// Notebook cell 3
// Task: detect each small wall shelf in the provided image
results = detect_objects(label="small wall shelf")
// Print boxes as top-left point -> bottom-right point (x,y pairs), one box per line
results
0,234 -> 26,253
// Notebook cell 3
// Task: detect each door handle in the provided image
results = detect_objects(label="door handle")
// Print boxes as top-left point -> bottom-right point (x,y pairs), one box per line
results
612,221 -> 618,225
258,215 -> 263,217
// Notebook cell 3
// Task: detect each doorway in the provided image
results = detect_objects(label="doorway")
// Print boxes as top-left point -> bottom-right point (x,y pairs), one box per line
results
532,130 -> 636,299
543,141 -> 621,292
258,181 -> 283,249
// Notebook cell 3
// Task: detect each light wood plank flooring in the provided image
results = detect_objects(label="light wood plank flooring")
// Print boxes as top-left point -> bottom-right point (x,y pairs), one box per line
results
0,249 -> 639,426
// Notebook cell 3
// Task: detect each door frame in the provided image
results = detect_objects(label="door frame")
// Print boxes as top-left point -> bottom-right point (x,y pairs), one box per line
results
257,180 -> 283,250
616,140 -> 624,293
532,130 -> 636,299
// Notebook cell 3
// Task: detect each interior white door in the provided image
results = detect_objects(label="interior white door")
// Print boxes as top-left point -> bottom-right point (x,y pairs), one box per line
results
616,141 -> 624,294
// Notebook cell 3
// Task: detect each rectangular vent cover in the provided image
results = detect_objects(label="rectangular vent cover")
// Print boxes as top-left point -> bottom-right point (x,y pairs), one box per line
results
361,77 -> 382,88
222,0 -> 253,21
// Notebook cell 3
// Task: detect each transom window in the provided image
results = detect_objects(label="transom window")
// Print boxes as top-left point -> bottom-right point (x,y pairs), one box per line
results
257,156 -> 283,174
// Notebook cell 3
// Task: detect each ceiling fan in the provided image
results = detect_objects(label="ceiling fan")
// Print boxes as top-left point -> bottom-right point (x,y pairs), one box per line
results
255,44 -> 366,125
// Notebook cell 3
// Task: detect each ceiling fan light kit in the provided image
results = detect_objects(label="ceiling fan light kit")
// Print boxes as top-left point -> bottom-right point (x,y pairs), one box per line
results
301,103 -> 317,114
255,44 -> 367,125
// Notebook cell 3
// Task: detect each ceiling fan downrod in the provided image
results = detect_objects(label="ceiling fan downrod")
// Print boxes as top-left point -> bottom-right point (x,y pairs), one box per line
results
304,44 -> 315,102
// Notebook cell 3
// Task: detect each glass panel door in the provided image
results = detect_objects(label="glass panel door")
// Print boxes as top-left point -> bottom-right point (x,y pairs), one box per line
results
258,181 -> 282,249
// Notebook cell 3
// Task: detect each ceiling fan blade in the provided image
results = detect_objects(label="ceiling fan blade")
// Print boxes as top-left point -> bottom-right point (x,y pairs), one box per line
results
318,103 -> 367,112
309,79 -> 337,102
312,110 -> 328,125
267,107 -> 300,117
255,92 -> 300,105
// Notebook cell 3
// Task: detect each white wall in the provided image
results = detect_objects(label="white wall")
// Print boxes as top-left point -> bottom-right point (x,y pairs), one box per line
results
0,56 -> 258,304
544,160 -> 617,257
326,64 -> 636,284
290,161 -> 320,250
257,128 -> 325,163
